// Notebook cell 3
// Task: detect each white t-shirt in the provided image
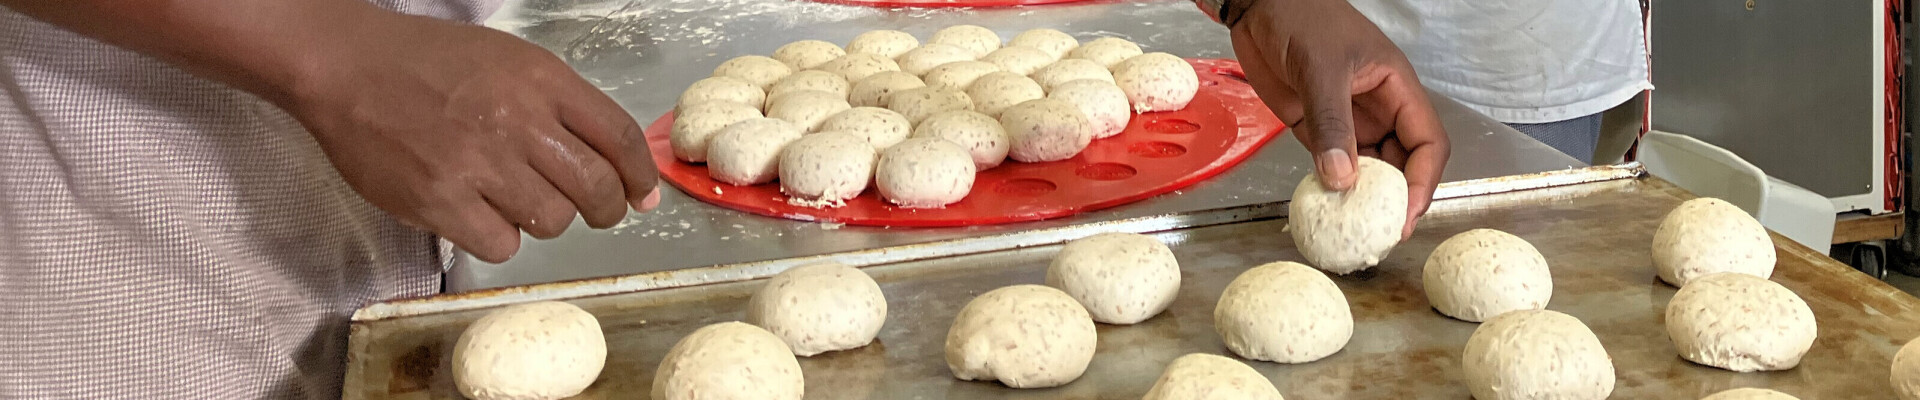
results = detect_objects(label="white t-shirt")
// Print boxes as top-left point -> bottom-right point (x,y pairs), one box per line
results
1348,0 -> 1652,124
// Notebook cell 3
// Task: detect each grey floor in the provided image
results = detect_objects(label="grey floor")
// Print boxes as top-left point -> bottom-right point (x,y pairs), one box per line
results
1889,273 -> 1920,296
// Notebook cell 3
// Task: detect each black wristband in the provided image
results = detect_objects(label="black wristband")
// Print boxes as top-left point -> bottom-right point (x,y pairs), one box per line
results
1221,0 -> 1257,28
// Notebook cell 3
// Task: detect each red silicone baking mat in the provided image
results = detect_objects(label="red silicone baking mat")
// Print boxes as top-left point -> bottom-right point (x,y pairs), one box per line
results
645,58 -> 1285,227
807,0 -> 1091,8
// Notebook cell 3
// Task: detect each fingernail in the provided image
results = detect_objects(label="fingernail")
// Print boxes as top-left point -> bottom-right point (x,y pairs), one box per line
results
637,187 -> 662,212
1317,149 -> 1355,189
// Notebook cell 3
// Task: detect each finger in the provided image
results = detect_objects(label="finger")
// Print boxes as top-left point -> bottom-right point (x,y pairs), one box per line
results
1378,136 -> 1410,167
527,122 -> 627,229
1381,76 -> 1451,241
1227,29 -> 1308,138
637,186 -> 662,213
482,164 -> 580,239
1287,55 -> 1361,192
555,79 -> 662,213
417,187 -> 521,263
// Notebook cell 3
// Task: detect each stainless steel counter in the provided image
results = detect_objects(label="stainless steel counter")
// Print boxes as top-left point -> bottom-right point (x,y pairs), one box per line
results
451,0 -> 1583,291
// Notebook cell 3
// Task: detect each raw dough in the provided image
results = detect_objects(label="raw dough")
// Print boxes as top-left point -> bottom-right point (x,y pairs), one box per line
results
980,46 -> 1055,76
746,262 -> 888,356
912,110 -> 1010,170
1462,309 -> 1615,400
1032,59 -> 1116,92
452,301 -> 605,400
707,118 -> 805,185
778,131 -> 876,208
1701,388 -> 1801,400
1045,79 -> 1131,139
999,98 -> 1093,162
711,55 -> 793,90
1666,272 -> 1817,372
846,29 -> 920,59
897,43 -> 979,76
1068,37 -> 1144,69
820,107 -> 913,150
768,70 -> 851,100
928,25 -> 1001,58
1214,261 -> 1352,363
1653,197 -> 1776,287
1045,232 -> 1180,324
923,61 -> 1004,92
1113,52 -> 1199,112
944,284 -> 1097,388
1140,353 -> 1286,400
966,71 -> 1045,118
652,322 -> 804,400
670,101 -> 764,163
887,87 -> 974,124
1288,156 -> 1408,274
767,90 -> 853,132
1894,337 -> 1920,400
1008,28 -> 1079,60
1423,229 -> 1553,322
875,138 -> 976,208
849,71 -> 927,108
774,39 -> 846,69
678,76 -> 766,111
817,52 -> 902,82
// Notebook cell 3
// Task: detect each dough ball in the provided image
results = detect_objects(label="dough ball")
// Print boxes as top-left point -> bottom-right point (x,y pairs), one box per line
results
887,87 -> 974,124
1423,229 -> 1553,322
967,72 -> 1046,118
945,284 -> 1097,388
847,30 -> 920,59
876,138 -> 976,208
746,262 -> 888,356
1045,232 -> 1180,325
913,110 -> 1010,170
767,90 -> 852,132
707,118 -> 805,185
923,61 -> 1004,92
452,301 -> 605,400
1140,353 -> 1285,400
849,71 -> 927,108
774,39 -> 846,69
1665,272 -> 1817,372
1113,52 -> 1199,112
817,52 -> 901,82
671,101 -> 764,163
980,46 -> 1054,76
678,76 -> 766,111
1213,261 -> 1352,363
1032,59 -> 1116,92
768,70 -> 851,100
778,131 -> 876,208
1288,156 -> 1408,274
1701,388 -> 1801,400
1462,310 -> 1615,400
1009,28 -> 1079,60
897,43 -> 978,76
1894,337 -> 1920,400
1653,197 -> 1776,287
1068,37 -> 1144,69
929,24 -> 1002,58
820,107 -> 912,150
999,98 -> 1093,162
652,322 -> 804,400
1045,79 -> 1131,139
711,55 -> 793,90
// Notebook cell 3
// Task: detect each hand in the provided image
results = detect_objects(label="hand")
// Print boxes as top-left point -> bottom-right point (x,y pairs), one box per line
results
1227,0 -> 1451,240
284,11 -> 660,262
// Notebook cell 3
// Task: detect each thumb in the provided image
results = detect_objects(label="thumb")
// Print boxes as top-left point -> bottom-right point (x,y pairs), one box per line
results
1296,61 -> 1360,191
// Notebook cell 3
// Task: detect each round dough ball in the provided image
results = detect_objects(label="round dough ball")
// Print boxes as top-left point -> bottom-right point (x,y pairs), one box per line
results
849,71 -> 927,108
711,55 -> 792,90
452,301 -> 605,400
817,52 -> 901,82
1701,388 -> 1801,400
1653,197 -> 1776,287
746,262 -> 888,356
876,138 -> 976,208
945,284 -> 1097,389
820,107 -> 912,150
923,61 -> 1004,92
980,46 -> 1054,76
999,98 -> 1093,162
1893,337 -> 1920,400
1113,52 -> 1199,112
652,322 -> 804,400
767,90 -> 852,132
768,70 -> 851,100
1009,28 -> 1079,60
678,76 -> 766,111
1666,272 -> 1817,372
1045,232 -> 1180,324
913,110 -> 1010,170
897,43 -> 978,76
1213,261 -> 1352,363
671,101 -> 764,163
1032,59 -> 1116,92
1140,353 -> 1285,400
847,30 -> 920,59
967,72 -> 1045,118
1289,156 -> 1408,274
1045,79 -> 1131,139
887,87 -> 974,124
1068,37 -> 1145,68
774,39 -> 846,69
1423,229 -> 1553,322
929,24 -> 1001,58
778,131 -> 876,208
707,118 -> 805,185
1462,310 -> 1615,400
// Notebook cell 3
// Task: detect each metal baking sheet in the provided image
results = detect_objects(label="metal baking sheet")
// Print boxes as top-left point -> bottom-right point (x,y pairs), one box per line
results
344,176 -> 1920,399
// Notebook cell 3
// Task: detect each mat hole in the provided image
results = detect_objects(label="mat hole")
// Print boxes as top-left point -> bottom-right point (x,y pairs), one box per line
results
1076,163 -> 1138,181
995,178 -> 1058,196
1129,141 -> 1188,158
1146,119 -> 1201,134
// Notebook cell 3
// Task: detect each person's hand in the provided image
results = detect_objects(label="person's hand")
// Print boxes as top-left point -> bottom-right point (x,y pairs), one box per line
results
283,11 -> 660,262
1226,0 -> 1451,239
